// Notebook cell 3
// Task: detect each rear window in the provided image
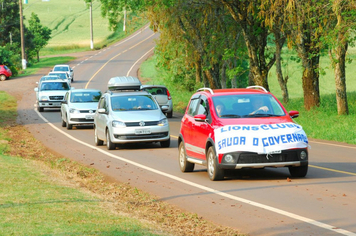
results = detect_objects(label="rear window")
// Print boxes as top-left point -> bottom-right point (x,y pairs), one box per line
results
71,91 -> 101,103
41,82 -> 70,91
143,87 -> 167,95
110,95 -> 158,111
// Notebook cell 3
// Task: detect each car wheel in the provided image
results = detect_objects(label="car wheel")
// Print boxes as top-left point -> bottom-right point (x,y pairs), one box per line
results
61,116 -> 66,127
37,106 -> 44,112
106,130 -> 115,150
66,115 -> 73,130
94,126 -> 103,146
288,165 -> 308,177
0,74 -> 6,81
160,138 -> 170,148
207,146 -> 224,181
178,142 -> 194,172
166,110 -> 173,118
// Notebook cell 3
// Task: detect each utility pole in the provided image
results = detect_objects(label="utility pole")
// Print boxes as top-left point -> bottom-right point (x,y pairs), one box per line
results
19,0 -> 27,69
90,0 -> 93,49
123,8 -> 126,32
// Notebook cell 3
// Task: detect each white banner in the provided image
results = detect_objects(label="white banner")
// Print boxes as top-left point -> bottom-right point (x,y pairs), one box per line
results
214,122 -> 308,155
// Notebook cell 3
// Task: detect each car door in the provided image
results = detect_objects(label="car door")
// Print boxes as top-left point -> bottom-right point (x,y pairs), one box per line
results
61,91 -> 70,121
95,95 -> 109,140
188,95 -> 212,160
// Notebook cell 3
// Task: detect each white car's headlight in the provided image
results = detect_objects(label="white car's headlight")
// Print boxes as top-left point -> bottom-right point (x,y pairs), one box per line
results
69,108 -> 80,114
112,120 -> 126,128
158,118 -> 168,126
40,96 -> 49,101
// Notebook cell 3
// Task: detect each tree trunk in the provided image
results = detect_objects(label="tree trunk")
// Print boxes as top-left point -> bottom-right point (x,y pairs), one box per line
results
220,61 -> 227,88
37,51 -> 40,62
195,58 -> 202,84
302,55 -> 320,110
332,41 -> 349,115
274,33 -> 289,103
204,69 -> 219,89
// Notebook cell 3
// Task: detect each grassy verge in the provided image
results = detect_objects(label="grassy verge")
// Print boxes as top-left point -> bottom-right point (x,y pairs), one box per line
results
0,92 -> 241,235
19,57 -> 76,77
140,55 -> 356,145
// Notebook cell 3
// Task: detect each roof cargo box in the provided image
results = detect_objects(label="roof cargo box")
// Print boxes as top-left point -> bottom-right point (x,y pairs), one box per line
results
107,76 -> 142,91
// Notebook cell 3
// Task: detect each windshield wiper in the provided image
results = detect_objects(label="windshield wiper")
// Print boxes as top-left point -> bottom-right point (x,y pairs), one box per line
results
220,114 -> 241,118
247,113 -> 281,117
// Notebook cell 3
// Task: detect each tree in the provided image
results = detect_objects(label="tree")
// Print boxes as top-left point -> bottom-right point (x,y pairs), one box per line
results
27,12 -> 51,62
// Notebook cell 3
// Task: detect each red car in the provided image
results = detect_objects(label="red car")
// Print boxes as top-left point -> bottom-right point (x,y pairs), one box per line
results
178,86 -> 309,181
0,65 -> 12,81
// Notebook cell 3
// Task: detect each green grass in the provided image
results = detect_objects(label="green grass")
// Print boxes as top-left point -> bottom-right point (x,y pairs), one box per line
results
23,0 -> 148,56
140,54 -> 356,145
19,56 -> 75,76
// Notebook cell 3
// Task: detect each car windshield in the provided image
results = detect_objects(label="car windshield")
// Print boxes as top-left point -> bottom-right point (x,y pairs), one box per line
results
143,87 -> 167,95
53,66 -> 69,72
50,73 -> 67,80
212,94 -> 285,118
110,95 -> 158,111
71,91 -> 101,103
40,82 -> 70,91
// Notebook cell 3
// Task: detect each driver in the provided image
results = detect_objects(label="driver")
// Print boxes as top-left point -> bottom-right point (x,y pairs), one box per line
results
250,98 -> 269,115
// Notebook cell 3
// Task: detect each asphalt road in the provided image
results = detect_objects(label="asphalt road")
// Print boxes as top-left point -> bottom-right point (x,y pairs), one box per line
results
3,25 -> 356,236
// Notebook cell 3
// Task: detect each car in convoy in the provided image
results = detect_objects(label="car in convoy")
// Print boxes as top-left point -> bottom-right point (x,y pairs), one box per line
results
94,76 -> 170,150
51,64 -> 74,82
141,85 -> 173,118
49,71 -> 71,85
34,79 -> 72,112
178,86 -> 309,181
0,65 -> 12,81
61,89 -> 102,130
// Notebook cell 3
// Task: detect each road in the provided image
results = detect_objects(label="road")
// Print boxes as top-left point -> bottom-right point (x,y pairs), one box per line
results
3,26 -> 356,236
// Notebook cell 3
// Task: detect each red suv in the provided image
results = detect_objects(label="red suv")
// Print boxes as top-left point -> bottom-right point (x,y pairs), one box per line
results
0,65 -> 12,81
178,86 -> 309,181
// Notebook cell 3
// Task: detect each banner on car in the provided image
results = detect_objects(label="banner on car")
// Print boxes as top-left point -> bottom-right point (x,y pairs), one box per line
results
214,122 -> 308,155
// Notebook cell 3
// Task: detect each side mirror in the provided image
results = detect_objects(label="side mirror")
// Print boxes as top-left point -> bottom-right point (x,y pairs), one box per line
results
194,114 -> 207,122
71,87 -> 75,90
61,100 -> 67,104
161,105 -> 169,112
97,108 -> 106,114
289,110 -> 299,119
34,88 -> 38,92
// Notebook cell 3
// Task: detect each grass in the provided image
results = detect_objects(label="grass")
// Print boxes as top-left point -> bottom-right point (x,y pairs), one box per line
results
23,0 -> 148,56
140,54 -> 356,145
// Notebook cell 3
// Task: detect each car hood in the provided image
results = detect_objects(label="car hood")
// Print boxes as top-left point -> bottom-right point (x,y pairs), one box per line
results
69,102 -> 98,110
38,90 -> 68,96
111,109 -> 166,122
215,115 -> 295,127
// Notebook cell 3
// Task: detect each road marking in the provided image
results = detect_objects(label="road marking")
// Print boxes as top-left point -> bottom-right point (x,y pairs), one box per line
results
310,140 -> 356,149
310,165 -> 356,176
126,47 -> 154,76
34,110 -> 355,235
84,33 -> 155,89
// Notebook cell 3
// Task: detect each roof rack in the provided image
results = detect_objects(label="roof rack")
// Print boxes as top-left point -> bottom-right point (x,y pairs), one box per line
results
246,86 -> 268,93
107,76 -> 141,91
197,87 -> 214,95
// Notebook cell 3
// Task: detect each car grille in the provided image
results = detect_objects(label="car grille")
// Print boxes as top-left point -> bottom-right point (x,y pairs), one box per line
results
114,132 -> 169,140
70,118 -> 94,122
238,151 -> 299,164
79,110 -> 95,113
125,121 -> 159,127
49,96 -> 64,100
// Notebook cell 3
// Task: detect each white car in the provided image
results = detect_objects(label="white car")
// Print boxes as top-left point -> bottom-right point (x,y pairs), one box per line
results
61,89 -> 102,130
94,76 -> 170,150
52,64 -> 74,82
49,71 -> 71,85
34,79 -> 71,112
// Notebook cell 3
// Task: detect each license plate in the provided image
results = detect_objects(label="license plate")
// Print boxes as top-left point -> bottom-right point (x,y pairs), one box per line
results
135,129 -> 151,135
85,114 -> 94,119
270,150 -> 282,154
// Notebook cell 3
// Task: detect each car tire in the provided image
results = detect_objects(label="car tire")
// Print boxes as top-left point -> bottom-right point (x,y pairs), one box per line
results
178,142 -> 194,172
61,117 -> 66,127
0,74 -> 6,81
37,106 -> 44,112
94,126 -> 103,146
288,165 -> 308,177
207,146 -> 224,181
160,138 -> 170,148
106,130 -> 115,150
66,115 -> 73,130
166,110 -> 173,118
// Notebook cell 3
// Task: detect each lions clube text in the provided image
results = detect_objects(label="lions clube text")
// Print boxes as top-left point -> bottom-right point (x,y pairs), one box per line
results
215,122 -> 309,154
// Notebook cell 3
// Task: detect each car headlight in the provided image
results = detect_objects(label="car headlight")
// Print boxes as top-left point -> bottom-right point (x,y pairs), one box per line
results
40,96 -> 49,101
300,150 -> 307,160
112,120 -> 126,128
69,108 -> 80,114
158,118 -> 168,126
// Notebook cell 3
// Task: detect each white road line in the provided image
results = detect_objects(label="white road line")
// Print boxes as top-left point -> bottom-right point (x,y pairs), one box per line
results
126,47 -> 154,76
34,109 -> 355,236
310,140 -> 356,149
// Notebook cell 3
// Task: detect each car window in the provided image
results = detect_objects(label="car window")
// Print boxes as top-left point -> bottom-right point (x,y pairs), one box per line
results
54,66 -> 69,72
143,87 -> 167,95
212,94 -> 285,118
71,91 -> 101,103
41,82 -> 69,91
187,96 -> 200,116
110,95 -> 158,111
98,97 -> 107,110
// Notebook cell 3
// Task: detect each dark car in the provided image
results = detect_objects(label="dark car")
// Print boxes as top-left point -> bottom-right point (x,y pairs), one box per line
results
0,65 -> 12,81
178,86 -> 309,181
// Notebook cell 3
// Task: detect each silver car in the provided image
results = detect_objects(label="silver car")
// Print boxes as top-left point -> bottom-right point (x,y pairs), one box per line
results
61,89 -> 102,130
141,85 -> 173,118
94,76 -> 170,150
